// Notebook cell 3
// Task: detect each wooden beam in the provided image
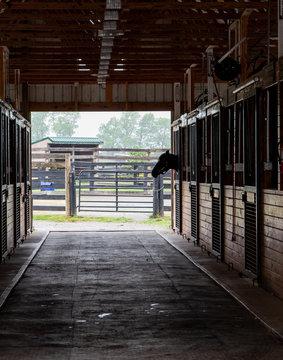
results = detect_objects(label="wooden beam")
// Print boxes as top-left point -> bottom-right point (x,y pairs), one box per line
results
29,101 -> 174,112
0,1 -> 270,11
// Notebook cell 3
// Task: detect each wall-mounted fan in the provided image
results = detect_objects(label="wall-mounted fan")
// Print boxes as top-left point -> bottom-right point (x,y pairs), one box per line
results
214,56 -> 241,81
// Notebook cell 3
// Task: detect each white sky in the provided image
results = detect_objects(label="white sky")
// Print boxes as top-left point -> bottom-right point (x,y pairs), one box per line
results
74,111 -> 171,138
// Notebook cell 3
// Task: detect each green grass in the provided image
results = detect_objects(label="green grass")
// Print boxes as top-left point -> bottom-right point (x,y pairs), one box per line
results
141,215 -> 171,228
33,214 -> 134,223
33,214 -> 171,228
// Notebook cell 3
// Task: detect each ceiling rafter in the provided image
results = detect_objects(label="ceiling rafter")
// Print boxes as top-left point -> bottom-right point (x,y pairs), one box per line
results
0,0 -> 276,84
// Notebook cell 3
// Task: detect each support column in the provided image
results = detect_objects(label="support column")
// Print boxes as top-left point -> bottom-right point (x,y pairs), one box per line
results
173,82 -> 181,120
186,64 -> 197,113
206,46 -> 217,102
0,47 -> 9,100
240,9 -> 253,81
22,83 -> 30,121
14,69 -> 21,111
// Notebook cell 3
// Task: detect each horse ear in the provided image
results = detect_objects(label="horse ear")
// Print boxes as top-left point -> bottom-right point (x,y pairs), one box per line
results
166,150 -> 169,155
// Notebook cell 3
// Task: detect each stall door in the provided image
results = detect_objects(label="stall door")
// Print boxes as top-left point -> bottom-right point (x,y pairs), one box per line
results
14,122 -> 21,245
210,111 -> 224,258
242,91 -> 261,277
189,119 -> 198,243
0,106 -> 8,260
173,126 -> 182,232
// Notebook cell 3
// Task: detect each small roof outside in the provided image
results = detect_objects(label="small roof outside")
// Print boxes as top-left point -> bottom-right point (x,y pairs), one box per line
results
32,136 -> 103,145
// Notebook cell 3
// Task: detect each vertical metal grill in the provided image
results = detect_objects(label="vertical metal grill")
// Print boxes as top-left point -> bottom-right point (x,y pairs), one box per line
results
25,185 -> 30,232
212,197 -> 221,254
25,195 -> 30,232
245,200 -> 257,274
191,185 -> 197,239
16,186 -> 21,242
1,190 -> 7,257
175,183 -> 181,231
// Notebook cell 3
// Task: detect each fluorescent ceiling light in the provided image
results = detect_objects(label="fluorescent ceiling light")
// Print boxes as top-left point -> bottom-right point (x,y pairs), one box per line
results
106,0 -> 121,9
104,10 -> 119,21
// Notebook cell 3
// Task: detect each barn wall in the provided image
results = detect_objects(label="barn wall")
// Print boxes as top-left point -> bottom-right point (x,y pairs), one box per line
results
8,83 -> 184,104
179,181 -> 283,299
262,190 -> 283,298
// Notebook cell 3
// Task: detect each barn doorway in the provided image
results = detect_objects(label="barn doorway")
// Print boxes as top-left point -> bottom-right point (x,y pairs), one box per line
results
31,111 -> 172,219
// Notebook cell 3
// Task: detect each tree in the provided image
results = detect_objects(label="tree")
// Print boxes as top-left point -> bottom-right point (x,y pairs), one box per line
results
31,112 -> 49,142
49,112 -> 79,137
97,112 -> 170,149
31,112 -> 80,142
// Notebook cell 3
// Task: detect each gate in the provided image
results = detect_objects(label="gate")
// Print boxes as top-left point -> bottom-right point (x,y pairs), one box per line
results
77,165 -> 154,213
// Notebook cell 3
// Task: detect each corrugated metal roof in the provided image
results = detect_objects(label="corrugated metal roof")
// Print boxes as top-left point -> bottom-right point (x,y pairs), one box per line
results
32,136 -> 103,145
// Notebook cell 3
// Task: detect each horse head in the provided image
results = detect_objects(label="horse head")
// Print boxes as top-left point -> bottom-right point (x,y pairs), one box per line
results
151,150 -> 178,178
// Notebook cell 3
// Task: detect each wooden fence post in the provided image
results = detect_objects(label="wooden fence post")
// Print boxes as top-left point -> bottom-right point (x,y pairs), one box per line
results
65,153 -> 71,216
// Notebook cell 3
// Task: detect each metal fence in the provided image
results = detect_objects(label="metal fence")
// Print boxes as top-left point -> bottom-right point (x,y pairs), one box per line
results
32,150 -> 171,216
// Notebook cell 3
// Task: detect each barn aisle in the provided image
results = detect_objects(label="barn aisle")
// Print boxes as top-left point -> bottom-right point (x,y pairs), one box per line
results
0,230 -> 282,360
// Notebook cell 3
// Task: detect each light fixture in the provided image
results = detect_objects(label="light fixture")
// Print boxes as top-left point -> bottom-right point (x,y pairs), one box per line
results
104,10 -> 119,20
106,0 -> 121,9
103,21 -> 117,30
232,77 -> 259,94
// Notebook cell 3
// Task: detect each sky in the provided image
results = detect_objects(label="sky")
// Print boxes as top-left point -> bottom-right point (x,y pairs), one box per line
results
74,111 -> 171,138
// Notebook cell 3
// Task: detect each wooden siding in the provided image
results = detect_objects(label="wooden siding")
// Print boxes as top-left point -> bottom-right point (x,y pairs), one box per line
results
180,181 -> 283,299
223,186 -> 245,271
182,181 -> 191,239
199,184 -> 212,249
262,190 -> 283,299
7,185 -> 14,252
9,83 -> 184,104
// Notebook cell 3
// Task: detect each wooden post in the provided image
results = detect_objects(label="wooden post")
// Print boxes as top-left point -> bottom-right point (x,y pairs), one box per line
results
0,46 -> 9,100
22,83 -> 30,121
74,82 -> 79,111
14,69 -> 21,111
279,0 -> 283,58
125,81 -> 129,110
65,153 -> 71,216
278,0 -> 283,189
206,46 -> 217,102
240,9 -> 253,81
229,20 -> 240,60
106,83 -> 112,102
186,64 -> 197,113
173,82 -> 181,120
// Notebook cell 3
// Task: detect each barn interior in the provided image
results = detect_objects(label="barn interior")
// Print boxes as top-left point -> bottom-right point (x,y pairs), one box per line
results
0,1 -> 283,358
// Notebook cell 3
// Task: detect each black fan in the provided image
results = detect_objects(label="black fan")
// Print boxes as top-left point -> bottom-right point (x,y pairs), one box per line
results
214,57 -> 241,81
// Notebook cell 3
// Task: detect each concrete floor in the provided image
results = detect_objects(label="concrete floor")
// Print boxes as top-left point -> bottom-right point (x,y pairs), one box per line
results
0,229 -> 283,359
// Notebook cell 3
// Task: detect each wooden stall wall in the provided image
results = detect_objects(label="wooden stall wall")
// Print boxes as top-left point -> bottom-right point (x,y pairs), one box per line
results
182,181 -> 191,239
0,100 -> 31,264
176,75 -> 283,300
198,184 -> 212,250
223,187 -> 245,271
262,190 -> 283,299
6,185 -> 14,252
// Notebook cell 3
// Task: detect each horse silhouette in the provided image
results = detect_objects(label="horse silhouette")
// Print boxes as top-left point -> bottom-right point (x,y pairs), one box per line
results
152,150 -> 178,178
